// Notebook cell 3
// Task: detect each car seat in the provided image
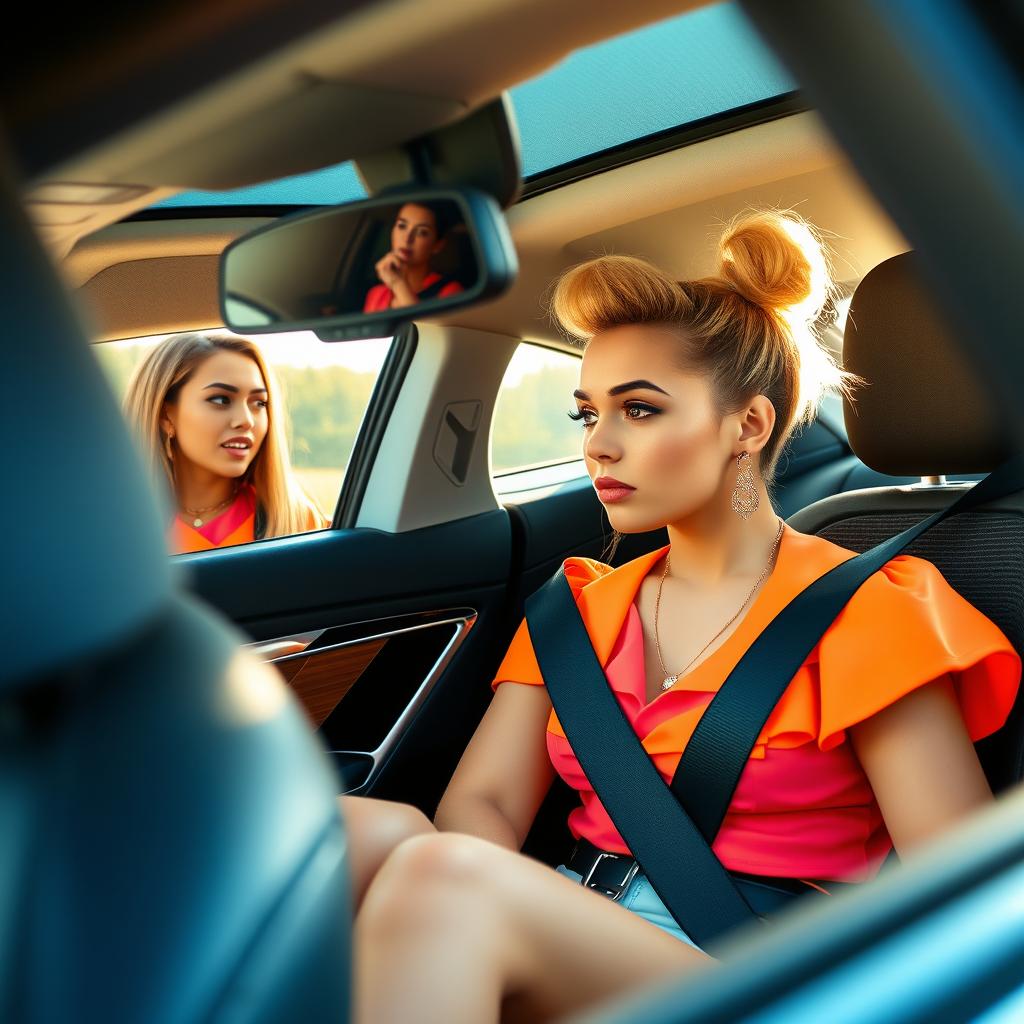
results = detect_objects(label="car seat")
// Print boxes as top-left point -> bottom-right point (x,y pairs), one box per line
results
0,165 -> 352,1022
431,223 -> 476,288
789,252 -> 1024,792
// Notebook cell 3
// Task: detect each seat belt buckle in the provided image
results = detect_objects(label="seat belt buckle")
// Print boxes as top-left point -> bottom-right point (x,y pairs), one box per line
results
583,852 -> 640,902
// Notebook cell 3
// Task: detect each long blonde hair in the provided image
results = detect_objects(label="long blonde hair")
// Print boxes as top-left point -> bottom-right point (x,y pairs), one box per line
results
123,332 -> 324,539
551,210 -> 862,487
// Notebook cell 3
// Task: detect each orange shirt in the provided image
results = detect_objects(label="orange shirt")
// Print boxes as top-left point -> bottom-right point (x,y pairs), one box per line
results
493,524 -> 1020,880
169,484 -> 328,554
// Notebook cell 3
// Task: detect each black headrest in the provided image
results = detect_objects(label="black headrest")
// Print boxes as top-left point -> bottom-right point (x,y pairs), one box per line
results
2,164 -> 172,691
842,252 -> 1012,476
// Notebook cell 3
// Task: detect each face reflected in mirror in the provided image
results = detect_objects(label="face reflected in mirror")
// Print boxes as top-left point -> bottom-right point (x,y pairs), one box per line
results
392,203 -> 445,268
366,201 -> 466,312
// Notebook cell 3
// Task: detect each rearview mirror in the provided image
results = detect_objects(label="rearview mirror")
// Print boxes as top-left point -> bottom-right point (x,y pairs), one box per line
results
220,187 -> 517,341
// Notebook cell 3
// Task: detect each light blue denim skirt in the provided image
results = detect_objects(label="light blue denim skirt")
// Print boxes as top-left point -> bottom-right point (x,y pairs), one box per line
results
555,863 -> 702,951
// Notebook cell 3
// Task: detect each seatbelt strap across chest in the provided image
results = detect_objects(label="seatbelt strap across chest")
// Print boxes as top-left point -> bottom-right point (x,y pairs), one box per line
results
526,572 -> 756,947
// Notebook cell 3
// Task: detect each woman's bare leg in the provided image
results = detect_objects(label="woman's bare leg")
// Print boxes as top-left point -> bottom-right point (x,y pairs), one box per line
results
337,795 -> 436,909
355,832 -> 710,1024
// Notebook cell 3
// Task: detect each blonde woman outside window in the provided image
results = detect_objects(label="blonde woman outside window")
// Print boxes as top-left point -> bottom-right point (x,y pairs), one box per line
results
123,332 -> 328,553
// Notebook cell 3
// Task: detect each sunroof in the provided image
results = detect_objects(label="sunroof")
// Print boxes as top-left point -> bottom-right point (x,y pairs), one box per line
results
153,1 -> 793,209
513,3 -> 793,176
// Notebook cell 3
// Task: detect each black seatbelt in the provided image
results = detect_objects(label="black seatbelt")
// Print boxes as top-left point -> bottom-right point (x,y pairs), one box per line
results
526,571 -> 756,948
672,454 -> 1024,845
416,275 -> 455,301
525,455 -> 1024,947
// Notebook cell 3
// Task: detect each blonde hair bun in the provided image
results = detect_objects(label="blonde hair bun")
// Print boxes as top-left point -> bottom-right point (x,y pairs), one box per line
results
718,211 -> 828,319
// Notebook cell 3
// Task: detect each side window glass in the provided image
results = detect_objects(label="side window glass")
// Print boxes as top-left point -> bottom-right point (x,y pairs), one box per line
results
491,343 -> 584,478
95,330 -> 390,553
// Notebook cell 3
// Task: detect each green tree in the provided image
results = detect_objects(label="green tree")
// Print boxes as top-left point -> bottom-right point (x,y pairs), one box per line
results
492,363 -> 583,472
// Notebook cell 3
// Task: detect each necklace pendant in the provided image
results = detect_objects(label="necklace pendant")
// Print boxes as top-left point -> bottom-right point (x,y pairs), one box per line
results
193,517 -> 203,528
661,675 -> 678,691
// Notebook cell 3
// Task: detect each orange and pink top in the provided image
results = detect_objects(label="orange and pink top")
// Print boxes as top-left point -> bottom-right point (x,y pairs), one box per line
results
492,524 -> 1020,882
169,484 -> 327,554
363,272 -> 463,312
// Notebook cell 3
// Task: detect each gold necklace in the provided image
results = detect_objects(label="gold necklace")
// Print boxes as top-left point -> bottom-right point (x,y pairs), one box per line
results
182,487 -> 238,528
654,518 -> 784,691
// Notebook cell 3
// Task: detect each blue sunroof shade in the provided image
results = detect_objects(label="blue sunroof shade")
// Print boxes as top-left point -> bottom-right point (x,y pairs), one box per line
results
513,4 -> 793,176
154,161 -> 366,209
153,2 -> 793,208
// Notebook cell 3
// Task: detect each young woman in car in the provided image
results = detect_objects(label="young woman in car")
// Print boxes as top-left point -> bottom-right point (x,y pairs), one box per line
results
363,201 -> 466,312
344,212 -> 1021,1023
124,332 -> 328,553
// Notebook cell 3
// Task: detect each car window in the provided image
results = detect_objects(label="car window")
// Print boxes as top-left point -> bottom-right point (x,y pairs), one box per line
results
491,343 -> 583,476
95,330 -> 391,553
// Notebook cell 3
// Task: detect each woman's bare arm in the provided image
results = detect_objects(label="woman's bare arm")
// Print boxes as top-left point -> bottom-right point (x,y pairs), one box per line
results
434,682 -> 556,850
850,675 -> 993,857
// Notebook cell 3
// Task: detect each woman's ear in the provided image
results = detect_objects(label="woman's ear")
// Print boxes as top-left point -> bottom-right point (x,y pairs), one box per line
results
160,404 -> 176,437
736,395 -> 776,453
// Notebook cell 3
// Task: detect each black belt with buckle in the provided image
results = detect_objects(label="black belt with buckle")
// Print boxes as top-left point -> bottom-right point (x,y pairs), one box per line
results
566,838 -> 841,915
566,838 -> 642,902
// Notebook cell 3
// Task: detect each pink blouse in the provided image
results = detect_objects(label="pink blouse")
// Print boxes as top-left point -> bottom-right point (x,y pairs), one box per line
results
547,604 -> 893,881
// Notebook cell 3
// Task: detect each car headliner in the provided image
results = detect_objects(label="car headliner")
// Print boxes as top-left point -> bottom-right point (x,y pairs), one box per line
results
18,0 -> 908,347
154,4 -> 794,206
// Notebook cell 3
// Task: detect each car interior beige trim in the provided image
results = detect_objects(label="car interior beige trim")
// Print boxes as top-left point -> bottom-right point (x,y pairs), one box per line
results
459,113 -> 908,343
356,323 -> 519,532
64,218 -> 272,288
74,112 -> 907,347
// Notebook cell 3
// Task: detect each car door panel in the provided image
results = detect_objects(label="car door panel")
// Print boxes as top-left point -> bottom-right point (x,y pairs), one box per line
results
252,607 -> 476,796
179,511 -> 514,811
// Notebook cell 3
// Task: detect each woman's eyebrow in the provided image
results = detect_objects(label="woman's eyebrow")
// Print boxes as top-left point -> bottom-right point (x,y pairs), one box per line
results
573,379 -> 671,401
202,382 -> 268,395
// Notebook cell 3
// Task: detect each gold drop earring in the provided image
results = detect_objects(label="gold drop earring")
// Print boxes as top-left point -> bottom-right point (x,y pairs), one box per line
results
731,451 -> 759,519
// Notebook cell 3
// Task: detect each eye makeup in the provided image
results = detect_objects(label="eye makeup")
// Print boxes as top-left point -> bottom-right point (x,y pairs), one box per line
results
568,400 -> 662,427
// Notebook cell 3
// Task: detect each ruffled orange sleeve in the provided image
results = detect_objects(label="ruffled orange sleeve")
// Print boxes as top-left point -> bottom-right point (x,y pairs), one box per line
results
491,618 -> 544,690
815,554 -> 1021,750
491,557 -> 611,691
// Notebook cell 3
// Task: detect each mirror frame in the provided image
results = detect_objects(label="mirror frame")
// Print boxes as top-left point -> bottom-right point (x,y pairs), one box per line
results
219,185 -> 517,341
